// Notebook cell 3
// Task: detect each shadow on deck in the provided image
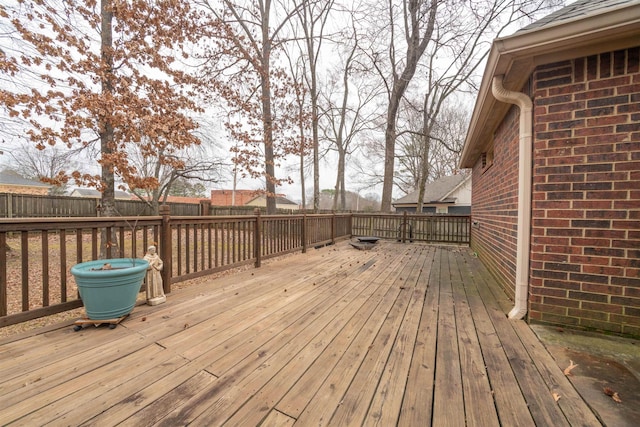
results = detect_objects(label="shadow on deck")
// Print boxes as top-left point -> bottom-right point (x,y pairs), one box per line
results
0,242 -> 601,426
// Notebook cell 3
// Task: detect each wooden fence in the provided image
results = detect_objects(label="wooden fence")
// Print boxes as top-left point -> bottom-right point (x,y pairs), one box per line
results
0,193 -> 202,217
0,211 -> 469,327
0,193 -> 306,218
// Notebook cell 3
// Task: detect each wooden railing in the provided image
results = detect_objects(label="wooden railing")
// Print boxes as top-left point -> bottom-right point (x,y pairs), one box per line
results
0,210 -> 469,327
352,212 -> 470,244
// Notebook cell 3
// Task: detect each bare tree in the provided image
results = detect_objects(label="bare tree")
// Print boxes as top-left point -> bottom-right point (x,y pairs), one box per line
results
359,0 -> 563,210
396,100 -> 468,197
406,0 -> 562,212
127,141 -> 225,214
199,0 -> 305,214
5,143 -> 78,195
371,0 -> 439,212
293,0 -> 336,212
320,30 -> 382,211
282,52 -> 313,211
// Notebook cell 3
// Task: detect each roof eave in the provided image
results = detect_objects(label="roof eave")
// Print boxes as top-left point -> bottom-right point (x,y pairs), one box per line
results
460,3 -> 640,168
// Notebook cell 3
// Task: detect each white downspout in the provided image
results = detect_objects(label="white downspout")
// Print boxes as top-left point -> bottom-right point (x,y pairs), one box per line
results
491,76 -> 533,320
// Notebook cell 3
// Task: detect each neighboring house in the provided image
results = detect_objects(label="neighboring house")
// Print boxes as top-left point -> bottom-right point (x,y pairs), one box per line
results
0,170 -> 50,195
151,195 -> 208,205
246,195 -> 300,211
70,188 -> 132,199
392,174 -> 471,214
210,189 -> 258,206
460,0 -> 639,336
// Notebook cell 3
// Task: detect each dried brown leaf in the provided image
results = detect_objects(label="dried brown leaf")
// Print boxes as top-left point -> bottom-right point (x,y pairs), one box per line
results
563,360 -> 578,376
604,387 -> 622,403
552,392 -> 561,402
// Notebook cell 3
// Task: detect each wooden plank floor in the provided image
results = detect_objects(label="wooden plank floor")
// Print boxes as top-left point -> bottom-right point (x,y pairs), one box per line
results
0,241 -> 602,426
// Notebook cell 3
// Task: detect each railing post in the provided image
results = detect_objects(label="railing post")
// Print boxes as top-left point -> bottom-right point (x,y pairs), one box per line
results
331,212 -> 336,244
0,231 -> 6,316
402,211 -> 407,243
159,204 -> 172,294
199,199 -> 211,216
302,213 -> 307,254
254,208 -> 262,268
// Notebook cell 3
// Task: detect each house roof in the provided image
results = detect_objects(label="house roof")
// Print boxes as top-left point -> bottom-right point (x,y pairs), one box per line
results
71,188 -> 132,199
521,0 -> 632,31
246,195 -> 298,206
393,174 -> 470,206
460,0 -> 640,168
0,170 -> 50,187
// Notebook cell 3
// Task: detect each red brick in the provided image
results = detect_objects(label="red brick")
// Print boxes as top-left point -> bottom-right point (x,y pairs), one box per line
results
583,265 -> 624,276
571,237 -> 611,248
585,209 -> 625,219
570,255 -> 611,266
581,283 -> 623,295
618,83 -> 640,95
569,308 -> 612,320
586,115 -> 628,126
574,126 -> 614,137
611,273 -> 640,289
573,200 -> 612,210
588,75 -> 630,89
584,229 -> 626,239
611,257 -> 640,268
530,287 -> 568,298
540,312 -> 579,326
575,106 -> 615,118
581,300 -> 621,313
546,209 -> 584,219
585,190 -> 628,200
586,171 -> 628,182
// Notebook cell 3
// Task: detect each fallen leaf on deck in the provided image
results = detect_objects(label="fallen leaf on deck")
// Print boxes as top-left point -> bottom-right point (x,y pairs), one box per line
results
603,387 -> 622,403
563,360 -> 578,376
552,392 -> 561,402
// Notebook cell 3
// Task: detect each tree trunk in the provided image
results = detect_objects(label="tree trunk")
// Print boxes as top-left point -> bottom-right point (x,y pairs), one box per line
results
416,93 -> 432,213
261,3 -> 276,215
299,117 -> 306,210
311,66 -> 320,213
99,0 -> 120,258
380,0 -> 438,212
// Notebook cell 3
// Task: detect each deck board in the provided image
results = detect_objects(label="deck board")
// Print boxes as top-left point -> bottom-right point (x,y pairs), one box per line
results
0,241 -> 601,426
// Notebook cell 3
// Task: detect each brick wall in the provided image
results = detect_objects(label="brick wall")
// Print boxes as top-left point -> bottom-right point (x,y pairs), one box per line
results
530,47 -> 640,336
471,105 -> 521,301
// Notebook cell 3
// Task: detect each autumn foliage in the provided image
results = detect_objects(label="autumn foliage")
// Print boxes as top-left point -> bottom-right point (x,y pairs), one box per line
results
0,0 -> 205,212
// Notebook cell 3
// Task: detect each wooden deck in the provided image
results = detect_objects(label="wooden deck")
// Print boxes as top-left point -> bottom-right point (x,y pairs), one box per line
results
0,241 -> 601,426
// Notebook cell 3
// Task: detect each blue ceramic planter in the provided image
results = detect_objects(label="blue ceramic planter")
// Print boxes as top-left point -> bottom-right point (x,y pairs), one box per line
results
71,258 -> 149,320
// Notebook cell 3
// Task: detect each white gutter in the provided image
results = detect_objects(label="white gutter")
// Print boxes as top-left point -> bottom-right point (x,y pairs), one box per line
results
491,76 -> 532,320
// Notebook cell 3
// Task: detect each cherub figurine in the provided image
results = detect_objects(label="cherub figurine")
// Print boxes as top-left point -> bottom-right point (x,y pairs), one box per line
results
143,245 -> 166,306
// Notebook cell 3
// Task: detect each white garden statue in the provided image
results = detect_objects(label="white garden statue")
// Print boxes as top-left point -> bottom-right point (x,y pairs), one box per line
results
143,245 -> 166,306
